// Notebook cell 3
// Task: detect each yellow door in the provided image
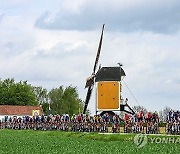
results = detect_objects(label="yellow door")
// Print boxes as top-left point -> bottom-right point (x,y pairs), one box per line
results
97,81 -> 120,110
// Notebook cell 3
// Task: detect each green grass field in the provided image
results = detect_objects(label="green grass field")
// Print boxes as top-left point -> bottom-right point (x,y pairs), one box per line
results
0,130 -> 179,154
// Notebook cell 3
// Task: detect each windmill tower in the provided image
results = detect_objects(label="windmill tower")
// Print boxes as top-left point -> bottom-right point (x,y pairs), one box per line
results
95,66 -> 125,114
83,25 -> 134,116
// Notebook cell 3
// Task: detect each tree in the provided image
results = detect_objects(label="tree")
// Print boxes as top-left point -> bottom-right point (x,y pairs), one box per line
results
0,78 -> 88,115
42,102 -> 49,115
0,78 -> 38,106
31,86 -> 48,104
31,86 -> 49,115
48,86 -> 83,116
48,86 -> 64,115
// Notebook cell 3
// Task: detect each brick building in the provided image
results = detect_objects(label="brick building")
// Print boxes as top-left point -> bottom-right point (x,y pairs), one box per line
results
0,105 -> 43,120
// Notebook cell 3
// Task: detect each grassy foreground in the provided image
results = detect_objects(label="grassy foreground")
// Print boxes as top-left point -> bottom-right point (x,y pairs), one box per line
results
0,130 -> 179,154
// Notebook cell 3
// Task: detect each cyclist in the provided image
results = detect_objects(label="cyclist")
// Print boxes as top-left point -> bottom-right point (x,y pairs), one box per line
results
112,114 -> 120,133
152,111 -> 159,123
102,113 -> 109,123
77,114 -> 82,123
71,114 -> 76,122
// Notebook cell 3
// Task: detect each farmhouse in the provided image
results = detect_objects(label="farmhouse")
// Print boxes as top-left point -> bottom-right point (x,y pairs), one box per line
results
0,105 -> 43,120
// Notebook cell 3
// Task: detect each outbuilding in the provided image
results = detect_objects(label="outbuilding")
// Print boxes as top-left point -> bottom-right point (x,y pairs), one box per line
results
0,105 -> 43,120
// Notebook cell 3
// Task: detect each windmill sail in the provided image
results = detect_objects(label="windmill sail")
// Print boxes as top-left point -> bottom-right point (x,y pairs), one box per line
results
85,24 -> 105,88
83,24 -> 105,114
93,24 -> 105,74
83,86 -> 93,114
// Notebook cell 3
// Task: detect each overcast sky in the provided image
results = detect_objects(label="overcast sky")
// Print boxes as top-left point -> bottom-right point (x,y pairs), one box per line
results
0,0 -> 180,114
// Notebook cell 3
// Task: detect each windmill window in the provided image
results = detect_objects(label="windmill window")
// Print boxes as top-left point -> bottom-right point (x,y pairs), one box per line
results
101,84 -> 103,86
114,84 -> 116,86
113,98 -> 115,99
101,94 -> 103,96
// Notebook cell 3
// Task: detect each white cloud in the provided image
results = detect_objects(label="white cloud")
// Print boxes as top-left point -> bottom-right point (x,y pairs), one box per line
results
0,14 -> 4,23
35,0 -> 180,33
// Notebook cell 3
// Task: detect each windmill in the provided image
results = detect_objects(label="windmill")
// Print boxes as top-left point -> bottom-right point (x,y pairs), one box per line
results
83,25 -> 135,116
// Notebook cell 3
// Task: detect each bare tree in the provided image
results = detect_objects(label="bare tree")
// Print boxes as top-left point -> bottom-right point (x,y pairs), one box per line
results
132,106 -> 148,115
159,106 -> 171,122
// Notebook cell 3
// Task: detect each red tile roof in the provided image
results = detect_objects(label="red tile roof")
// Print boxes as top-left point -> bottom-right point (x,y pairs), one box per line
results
0,105 -> 43,116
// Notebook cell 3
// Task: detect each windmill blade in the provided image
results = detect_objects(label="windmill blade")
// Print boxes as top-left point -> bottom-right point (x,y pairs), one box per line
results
83,85 -> 94,114
83,24 -> 105,113
85,24 -> 105,89
93,24 -> 105,74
